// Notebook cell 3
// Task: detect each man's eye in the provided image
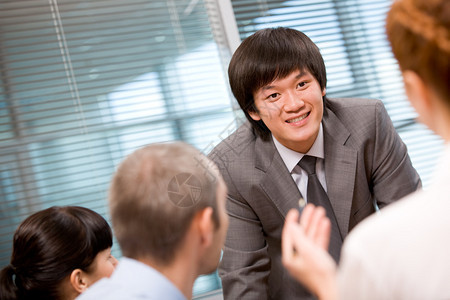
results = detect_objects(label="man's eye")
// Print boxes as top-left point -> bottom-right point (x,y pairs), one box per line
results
268,93 -> 278,99
298,82 -> 306,88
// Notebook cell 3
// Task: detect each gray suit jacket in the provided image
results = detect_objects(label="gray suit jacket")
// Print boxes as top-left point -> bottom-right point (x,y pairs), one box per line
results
209,98 -> 421,300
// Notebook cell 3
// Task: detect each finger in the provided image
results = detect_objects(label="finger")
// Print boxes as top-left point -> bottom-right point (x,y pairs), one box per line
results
282,210 -> 299,257
305,206 -> 326,239
315,216 -> 331,250
285,208 -> 300,225
282,218 -> 297,265
289,222 -> 307,253
284,222 -> 306,266
299,203 -> 315,230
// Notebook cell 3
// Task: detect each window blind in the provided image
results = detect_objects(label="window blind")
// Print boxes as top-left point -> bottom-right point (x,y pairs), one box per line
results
0,0 -> 235,296
0,0 -> 445,298
228,0 -> 444,187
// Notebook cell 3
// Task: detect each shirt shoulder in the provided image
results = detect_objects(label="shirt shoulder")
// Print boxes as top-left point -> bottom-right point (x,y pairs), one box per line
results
76,279 -> 126,299
339,184 -> 450,299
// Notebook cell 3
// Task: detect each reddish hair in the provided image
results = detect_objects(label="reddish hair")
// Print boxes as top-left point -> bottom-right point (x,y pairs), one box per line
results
386,0 -> 450,103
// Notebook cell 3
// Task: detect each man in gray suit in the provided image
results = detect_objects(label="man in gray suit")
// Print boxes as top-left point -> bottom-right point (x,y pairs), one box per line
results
208,27 -> 421,299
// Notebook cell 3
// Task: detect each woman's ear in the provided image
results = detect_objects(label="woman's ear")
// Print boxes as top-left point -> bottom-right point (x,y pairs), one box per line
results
70,269 -> 88,293
402,70 -> 431,121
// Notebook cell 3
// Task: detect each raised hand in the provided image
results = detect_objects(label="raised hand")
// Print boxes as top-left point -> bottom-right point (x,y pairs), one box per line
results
281,204 -> 338,300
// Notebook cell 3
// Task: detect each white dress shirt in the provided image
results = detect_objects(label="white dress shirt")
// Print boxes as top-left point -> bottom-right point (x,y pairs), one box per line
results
273,123 -> 327,203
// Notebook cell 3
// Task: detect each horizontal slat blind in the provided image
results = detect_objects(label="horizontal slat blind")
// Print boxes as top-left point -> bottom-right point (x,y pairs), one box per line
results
229,0 -> 444,187
1,0 -> 446,298
0,0 -> 233,296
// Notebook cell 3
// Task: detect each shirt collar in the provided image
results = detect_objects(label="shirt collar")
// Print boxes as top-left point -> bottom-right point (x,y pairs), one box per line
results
273,123 -> 325,173
112,257 -> 187,299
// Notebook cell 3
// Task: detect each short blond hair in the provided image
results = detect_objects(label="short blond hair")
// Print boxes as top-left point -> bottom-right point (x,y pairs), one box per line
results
109,142 -> 221,264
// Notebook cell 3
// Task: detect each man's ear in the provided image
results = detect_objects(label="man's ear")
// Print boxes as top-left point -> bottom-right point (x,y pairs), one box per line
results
196,207 -> 214,247
248,110 -> 261,121
70,269 -> 88,293
402,70 -> 431,119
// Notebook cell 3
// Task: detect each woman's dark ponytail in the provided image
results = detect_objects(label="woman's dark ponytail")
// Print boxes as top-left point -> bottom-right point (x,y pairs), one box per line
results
0,264 -> 19,300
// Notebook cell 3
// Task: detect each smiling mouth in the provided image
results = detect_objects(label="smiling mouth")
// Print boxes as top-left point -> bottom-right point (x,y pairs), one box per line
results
286,112 -> 310,123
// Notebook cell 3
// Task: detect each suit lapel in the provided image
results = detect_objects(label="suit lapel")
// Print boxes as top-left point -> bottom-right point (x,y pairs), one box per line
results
323,109 -> 357,237
252,107 -> 358,234
255,136 -> 302,219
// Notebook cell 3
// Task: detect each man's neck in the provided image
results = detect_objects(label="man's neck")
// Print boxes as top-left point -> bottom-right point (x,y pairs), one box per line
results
138,255 -> 197,300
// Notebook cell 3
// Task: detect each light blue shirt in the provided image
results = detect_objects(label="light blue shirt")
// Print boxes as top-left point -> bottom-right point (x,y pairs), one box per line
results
272,123 -> 327,203
76,257 -> 186,300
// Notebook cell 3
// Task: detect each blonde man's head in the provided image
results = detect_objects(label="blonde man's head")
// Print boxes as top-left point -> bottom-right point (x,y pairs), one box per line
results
109,142 -> 224,265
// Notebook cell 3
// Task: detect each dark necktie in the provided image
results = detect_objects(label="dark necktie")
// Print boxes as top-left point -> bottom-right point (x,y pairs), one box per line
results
298,155 -> 343,262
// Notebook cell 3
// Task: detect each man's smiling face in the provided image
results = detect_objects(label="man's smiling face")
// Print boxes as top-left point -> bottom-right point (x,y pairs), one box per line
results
249,69 -> 326,153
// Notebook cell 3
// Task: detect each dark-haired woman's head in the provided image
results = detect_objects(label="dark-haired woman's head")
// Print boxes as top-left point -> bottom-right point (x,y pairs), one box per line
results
0,206 -> 117,300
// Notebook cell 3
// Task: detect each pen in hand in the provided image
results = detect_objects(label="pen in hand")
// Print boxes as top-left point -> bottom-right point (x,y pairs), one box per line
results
297,197 -> 306,217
